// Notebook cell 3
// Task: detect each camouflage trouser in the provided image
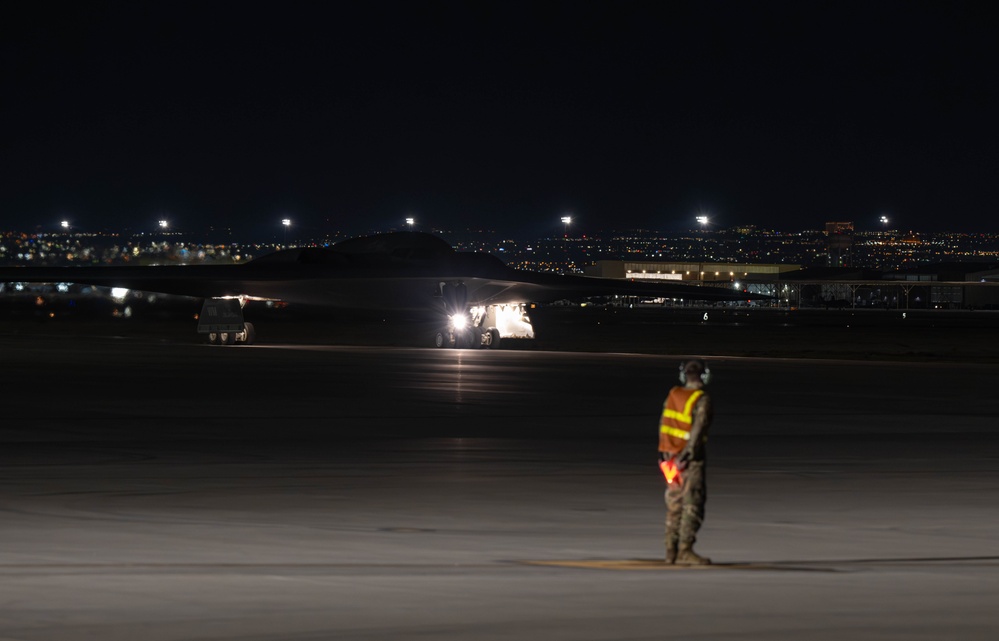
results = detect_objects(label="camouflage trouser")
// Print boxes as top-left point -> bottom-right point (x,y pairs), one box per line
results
664,459 -> 706,552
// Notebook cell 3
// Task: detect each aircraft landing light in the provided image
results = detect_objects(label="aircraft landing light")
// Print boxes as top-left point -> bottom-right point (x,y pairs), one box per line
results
520,559 -> 836,572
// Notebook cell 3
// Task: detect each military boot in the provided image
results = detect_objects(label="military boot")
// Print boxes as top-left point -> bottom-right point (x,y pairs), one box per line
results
665,539 -> 678,564
664,517 -> 679,564
675,545 -> 711,566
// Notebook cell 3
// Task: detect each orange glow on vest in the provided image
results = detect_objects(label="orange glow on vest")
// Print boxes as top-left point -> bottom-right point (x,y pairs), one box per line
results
659,387 -> 703,454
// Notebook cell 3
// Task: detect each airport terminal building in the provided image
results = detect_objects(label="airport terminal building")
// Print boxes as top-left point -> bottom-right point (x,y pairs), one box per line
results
586,259 -> 999,310
584,259 -> 802,305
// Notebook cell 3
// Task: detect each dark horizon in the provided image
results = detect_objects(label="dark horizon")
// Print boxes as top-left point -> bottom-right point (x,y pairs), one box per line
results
3,1 -> 998,236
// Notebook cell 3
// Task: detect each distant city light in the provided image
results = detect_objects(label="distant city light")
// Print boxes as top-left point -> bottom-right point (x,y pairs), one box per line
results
4,223 -> 999,293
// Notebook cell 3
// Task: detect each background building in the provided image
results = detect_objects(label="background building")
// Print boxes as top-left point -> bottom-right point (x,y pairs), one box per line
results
825,221 -> 854,268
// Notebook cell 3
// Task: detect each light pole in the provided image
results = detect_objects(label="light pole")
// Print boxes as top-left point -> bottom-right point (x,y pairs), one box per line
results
406,217 -> 414,231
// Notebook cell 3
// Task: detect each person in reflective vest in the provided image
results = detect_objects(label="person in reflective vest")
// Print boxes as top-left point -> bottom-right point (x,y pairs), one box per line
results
658,359 -> 714,565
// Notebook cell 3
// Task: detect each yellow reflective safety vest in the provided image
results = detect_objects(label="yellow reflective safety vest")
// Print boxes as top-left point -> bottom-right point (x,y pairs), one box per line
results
659,386 -> 704,454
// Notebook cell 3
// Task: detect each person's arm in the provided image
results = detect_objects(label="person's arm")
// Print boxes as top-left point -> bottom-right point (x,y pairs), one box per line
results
679,393 -> 712,461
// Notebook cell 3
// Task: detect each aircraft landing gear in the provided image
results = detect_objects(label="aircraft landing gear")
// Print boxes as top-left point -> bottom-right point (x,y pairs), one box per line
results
237,322 -> 256,345
433,288 -> 503,349
482,327 -> 501,349
200,299 -> 255,346
433,326 -> 500,349
207,323 -> 254,345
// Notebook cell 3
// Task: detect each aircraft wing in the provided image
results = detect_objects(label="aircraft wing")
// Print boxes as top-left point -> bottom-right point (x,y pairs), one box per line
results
0,264 -> 252,299
0,233 -> 765,307
0,233 -> 770,347
455,272 -> 756,306
0,257 -> 761,306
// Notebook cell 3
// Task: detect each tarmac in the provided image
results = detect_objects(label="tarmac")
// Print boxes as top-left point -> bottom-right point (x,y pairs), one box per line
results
1,311 -> 998,640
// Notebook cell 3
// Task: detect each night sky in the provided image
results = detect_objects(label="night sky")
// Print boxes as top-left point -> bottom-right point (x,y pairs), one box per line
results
3,1 -> 997,238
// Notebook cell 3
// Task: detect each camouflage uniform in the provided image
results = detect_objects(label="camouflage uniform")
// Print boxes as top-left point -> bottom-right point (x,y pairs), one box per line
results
660,384 -> 712,565
665,458 -> 707,562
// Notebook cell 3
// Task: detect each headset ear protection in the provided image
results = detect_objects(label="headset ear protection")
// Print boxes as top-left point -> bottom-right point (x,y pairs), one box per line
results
679,360 -> 711,385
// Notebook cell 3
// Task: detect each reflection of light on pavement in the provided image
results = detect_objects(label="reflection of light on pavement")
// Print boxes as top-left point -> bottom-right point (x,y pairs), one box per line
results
455,351 -> 463,404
